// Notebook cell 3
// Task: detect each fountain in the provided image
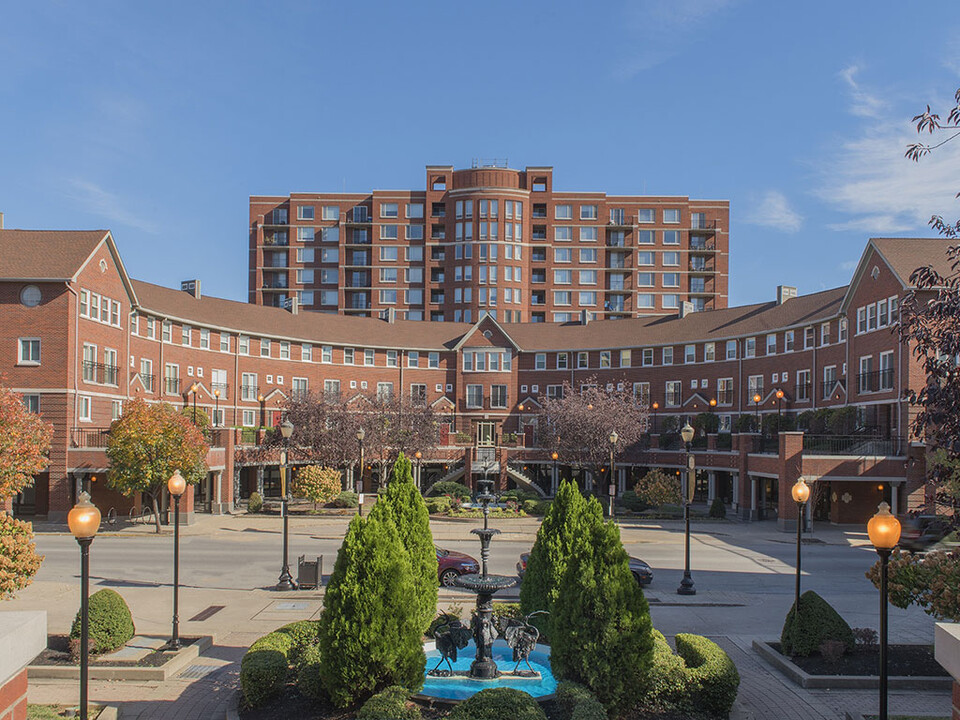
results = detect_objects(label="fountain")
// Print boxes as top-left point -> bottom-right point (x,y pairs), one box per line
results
421,470 -> 556,701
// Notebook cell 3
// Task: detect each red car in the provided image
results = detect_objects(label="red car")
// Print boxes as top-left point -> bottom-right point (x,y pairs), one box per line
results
436,546 -> 480,587
517,552 -> 653,586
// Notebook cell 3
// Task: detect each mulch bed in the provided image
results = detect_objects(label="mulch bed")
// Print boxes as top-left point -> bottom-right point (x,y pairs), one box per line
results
31,634 -> 196,668
768,642 -> 948,677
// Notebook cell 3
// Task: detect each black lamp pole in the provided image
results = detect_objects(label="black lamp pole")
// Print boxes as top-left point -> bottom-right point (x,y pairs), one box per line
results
276,419 -> 296,591
170,492 -> 182,648
356,428 -> 365,516
678,423 -> 696,596
78,536 -> 92,719
608,431 -> 618,518
868,502 -> 901,720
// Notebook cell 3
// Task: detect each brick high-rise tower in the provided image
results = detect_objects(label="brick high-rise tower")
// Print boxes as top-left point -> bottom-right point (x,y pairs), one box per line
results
249,162 -> 729,323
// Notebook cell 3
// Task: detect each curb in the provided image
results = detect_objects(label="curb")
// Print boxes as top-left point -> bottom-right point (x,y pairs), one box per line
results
100,707 -> 120,720
225,689 -> 241,720
752,639 -> 952,690
28,636 -> 214,682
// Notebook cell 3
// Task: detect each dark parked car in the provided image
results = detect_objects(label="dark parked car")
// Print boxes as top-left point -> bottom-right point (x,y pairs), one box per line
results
517,552 -> 653,586
899,515 -> 953,552
436,547 -> 480,587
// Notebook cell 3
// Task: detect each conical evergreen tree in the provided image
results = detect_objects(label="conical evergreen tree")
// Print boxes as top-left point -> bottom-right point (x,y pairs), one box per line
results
317,512 -> 426,707
369,452 -> 438,632
519,480 -> 601,635
550,496 -> 654,713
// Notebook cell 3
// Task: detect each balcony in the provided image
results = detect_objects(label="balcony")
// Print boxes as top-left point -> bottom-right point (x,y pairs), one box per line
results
165,377 -> 181,394
690,239 -> 718,253
716,389 -> 734,405
795,383 -> 812,402
607,213 -> 634,229
857,369 -> 895,393
343,210 -> 372,225
532,205 -> 547,219
241,384 -> 260,401
262,232 -> 288,246
72,427 -> 110,448
211,382 -> 229,397
82,361 -> 119,386
689,259 -> 713,273
263,277 -> 289,289
690,218 -> 718,231
803,434 -> 905,456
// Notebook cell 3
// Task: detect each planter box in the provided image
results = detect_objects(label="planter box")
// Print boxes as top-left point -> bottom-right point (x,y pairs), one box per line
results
753,639 -> 951,690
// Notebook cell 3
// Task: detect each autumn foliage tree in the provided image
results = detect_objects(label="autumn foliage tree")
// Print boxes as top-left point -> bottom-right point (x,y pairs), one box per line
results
634,468 -> 682,508
293,466 -> 342,509
0,383 -> 50,598
105,399 -> 208,533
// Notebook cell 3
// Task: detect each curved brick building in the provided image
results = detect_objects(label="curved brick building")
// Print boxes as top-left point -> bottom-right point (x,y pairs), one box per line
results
0,226 -> 944,529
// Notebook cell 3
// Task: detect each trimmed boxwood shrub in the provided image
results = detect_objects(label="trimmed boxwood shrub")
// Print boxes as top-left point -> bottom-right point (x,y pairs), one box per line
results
296,644 -> 324,700
329,491 -> 358,508
426,496 -> 452,514
276,620 -> 321,664
523,499 -> 551,516
69,588 -> 134,655
426,480 -> 471,500
675,634 -> 740,717
555,681 -> 596,720
618,490 -> 647,513
780,590 -> 855,657
247,492 -> 263,513
640,630 -> 687,708
240,631 -> 294,707
570,697 -> 607,720
447,687 -> 547,720
709,497 -> 726,519
356,685 -> 421,719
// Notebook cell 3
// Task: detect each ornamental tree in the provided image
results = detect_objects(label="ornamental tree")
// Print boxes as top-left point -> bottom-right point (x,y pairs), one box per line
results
520,480 -> 602,637
0,383 -> 53,499
317,512 -> 425,707
867,549 -> 960,622
550,494 -> 654,712
293,465 -> 342,509
0,512 -> 43,599
105,399 -> 208,533
369,453 -> 438,633
538,377 -> 647,481
634,468 -> 682,508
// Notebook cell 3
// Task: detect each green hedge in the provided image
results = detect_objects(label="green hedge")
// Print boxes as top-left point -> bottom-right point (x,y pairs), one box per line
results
247,492 -> 263,513
330,491 -> 359,508
780,590 -> 855,657
447,688 -> 547,720
570,697 -> 607,720
709,498 -> 726,519
523,499 -> 551,516
296,644 -> 324,700
426,481 -> 471,500
675,634 -> 740,717
639,631 -> 739,717
555,681 -> 598,720
356,686 -> 421,719
426,496 -> 452,514
69,589 -> 134,655
240,631 -> 294,707
276,620 -> 321,664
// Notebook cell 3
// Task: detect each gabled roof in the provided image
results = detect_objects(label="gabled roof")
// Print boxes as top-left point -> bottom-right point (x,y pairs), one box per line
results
452,313 -> 521,351
0,229 -> 110,280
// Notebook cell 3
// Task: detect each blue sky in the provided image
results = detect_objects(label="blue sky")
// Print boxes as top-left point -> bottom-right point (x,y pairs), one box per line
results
2,1 -> 959,306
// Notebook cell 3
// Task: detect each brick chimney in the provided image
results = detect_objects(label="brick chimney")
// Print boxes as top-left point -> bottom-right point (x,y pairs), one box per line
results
180,280 -> 201,299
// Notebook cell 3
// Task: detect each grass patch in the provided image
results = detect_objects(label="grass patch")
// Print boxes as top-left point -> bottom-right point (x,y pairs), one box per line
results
27,705 -> 103,720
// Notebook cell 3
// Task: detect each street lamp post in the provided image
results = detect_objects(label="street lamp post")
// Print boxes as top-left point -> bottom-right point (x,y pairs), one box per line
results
415,450 -> 422,490
868,502 -> 901,720
790,477 -> 810,623
608,430 -> 619,517
752,393 -> 761,433
518,403 -> 525,434
276,419 -> 297,591
213,388 -> 220,427
356,427 -> 366,516
551,450 -> 559,495
68,492 -> 101,720
775,389 -> 784,433
190,383 -> 198,424
258,394 -> 265,428
651,401 -> 659,433
678,422 -> 697,596
166,471 -> 186,649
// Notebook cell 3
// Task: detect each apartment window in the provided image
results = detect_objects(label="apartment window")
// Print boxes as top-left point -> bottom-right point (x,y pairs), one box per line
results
380,268 -> 398,284
579,270 -> 598,286
637,251 -> 654,267
297,205 -> 314,220
18,338 -> 40,365
297,227 -> 315,242
663,209 -> 680,223
110,300 -> 119,326
859,356 -> 874,393
490,385 -> 508,408
380,225 -> 399,241
554,269 -> 573,284
717,377 -> 734,405
260,339 -> 271,357
580,227 -> 598,242
162,321 -> 172,343
599,350 -> 611,368
146,317 -> 156,340
744,338 -> 756,358
748,375 -> 763,397
364,349 -> 375,366
535,353 -> 547,370
638,208 -> 654,223
663,252 -> 680,266
103,349 -> 118,385
555,248 -> 572,263
580,204 -> 598,220
320,247 -> 339,263
618,349 -> 631,368
315,345 -> 330,364
386,350 -> 398,368
165,364 -> 180,395
241,409 -> 255,427
557,352 -> 569,370
857,307 -> 867,334
880,351 -> 894,390
784,330 -> 795,352
380,289 -> 398,304
804,326 -> 815,349
238,336 -> 249,355
684,344 -> 696,363
663,230 -> 681,245
579,291 -> 596,306
637,294 -> 655,309
319,205 -> 338,221
820,322 -> 831,346
427,351 -> 439,369
555,204 -> 573,220
299,343 -> 312,362
702,343 -> 715,362
466,384 -> 483,409
665,381 -> 682,407
78,395 -> 92,422
579,248 -> 598,264
218,333 -> 230,352
555,226 -> 573,242
663,272 -> 680,288
726,340 -> 737,360
662,346 -> 674,365
320,290 -> 338,306
766,334 -> 777,355
797,369 -> 811,401
275,341 -> 288,360
379,202 -> 398,219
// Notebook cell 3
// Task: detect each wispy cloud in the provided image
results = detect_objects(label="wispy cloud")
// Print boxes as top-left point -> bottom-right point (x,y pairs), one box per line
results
61,178 -> 159,234
816,66 -> 960,235
839,259 -> 859,271
743,190 -> 803,232
838,65 -> 884,118
614,0 -> 738,78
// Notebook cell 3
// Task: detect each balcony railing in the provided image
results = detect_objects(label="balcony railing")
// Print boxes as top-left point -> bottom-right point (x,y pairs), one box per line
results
716,390 -> 734,405
795,383 -> 812,402
262,233 -> 288,246
241,384 -> 259,401
803,435 -> 905,456
138,373 -> 154,391
211,382 -> 229,396
690,218 -> 718,231
165,377 -> 180,394
263,278 -> 289,289
857,369 -> 895,393
72,427 -> 110,448
82,361 -> 119,386
690,239 -> 718,252
205,428 -> 227,448
820,378 -> 845,399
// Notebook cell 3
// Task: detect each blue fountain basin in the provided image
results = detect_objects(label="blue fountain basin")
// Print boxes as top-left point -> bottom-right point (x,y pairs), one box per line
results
420,639 -> 557,701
